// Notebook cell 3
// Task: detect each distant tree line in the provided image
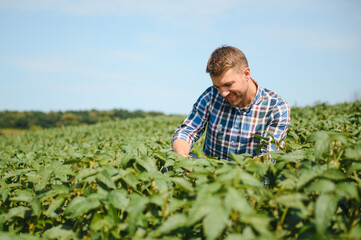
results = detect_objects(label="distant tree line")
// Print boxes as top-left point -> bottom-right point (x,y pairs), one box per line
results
0,109 -> 164,130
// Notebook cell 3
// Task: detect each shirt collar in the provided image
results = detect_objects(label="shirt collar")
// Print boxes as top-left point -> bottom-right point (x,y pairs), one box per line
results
236,78 -> 262,112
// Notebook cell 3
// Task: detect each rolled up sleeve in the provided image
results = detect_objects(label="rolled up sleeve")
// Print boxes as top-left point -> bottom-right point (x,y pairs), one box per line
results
172,87 -> 213,149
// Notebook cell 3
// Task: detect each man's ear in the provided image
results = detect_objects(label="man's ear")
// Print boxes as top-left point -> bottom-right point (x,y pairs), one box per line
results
244,67 -> 251,79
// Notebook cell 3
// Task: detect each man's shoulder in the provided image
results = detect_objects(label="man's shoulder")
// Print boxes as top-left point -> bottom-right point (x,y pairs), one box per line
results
259,87 -> 289,110
203,86 -> 218,95
197,86 -> 220,101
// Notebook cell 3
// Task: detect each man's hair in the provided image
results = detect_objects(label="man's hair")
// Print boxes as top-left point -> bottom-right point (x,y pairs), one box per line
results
206,46 -> 248,77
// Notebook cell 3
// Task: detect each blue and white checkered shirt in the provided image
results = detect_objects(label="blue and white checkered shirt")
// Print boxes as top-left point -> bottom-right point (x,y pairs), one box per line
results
172,81 -> 290,160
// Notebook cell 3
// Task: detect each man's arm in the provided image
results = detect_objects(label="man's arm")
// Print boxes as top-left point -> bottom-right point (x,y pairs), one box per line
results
171,87 -> 214,156
261,101 -> 291,154
172,139 -> 191,157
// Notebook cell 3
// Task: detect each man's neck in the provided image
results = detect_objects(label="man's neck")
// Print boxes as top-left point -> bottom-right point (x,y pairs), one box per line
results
238,78 -> 258,108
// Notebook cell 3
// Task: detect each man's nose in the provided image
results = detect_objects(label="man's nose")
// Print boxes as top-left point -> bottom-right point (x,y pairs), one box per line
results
219,88 -> 229,98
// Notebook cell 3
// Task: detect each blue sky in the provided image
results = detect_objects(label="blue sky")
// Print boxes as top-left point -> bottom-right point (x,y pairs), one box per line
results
0,0 -> 360,115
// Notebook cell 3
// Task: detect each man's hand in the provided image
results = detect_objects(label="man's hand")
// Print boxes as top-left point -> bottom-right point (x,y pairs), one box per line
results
172,139 -> 191,157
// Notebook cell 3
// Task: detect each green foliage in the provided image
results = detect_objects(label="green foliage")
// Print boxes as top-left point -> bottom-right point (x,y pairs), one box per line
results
0,101 -> 360,239
0,109 -> 164,130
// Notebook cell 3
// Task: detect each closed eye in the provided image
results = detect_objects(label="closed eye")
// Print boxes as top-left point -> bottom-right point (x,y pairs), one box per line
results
223,82 -> 234,88
214,81 -> 233,89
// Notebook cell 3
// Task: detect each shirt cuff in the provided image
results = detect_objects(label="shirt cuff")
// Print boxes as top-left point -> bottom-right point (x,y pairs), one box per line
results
171,133 -> 194,149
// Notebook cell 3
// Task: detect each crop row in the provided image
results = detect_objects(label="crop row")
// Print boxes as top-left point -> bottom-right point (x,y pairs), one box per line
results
0,102 -> 360,239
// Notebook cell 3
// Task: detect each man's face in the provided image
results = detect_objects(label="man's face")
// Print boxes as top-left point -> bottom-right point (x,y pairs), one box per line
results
211,67 -> 252,108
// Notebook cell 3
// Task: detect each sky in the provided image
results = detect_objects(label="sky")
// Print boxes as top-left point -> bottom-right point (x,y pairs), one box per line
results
0,0 -> 360,115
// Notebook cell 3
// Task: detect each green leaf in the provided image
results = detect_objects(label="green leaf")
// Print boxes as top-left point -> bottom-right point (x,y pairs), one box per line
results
0,233 -> 20,240
347,162 -> 361,175
165,198 -> 187,216
225,234 -> 245,240
306,179 -> 336,194
187,194 -> 229,240
44,197 -> 65,217
217,168 -> 238,185
245,162 -> 269,176
203,203 -> 229,240
252,133 -> 269,141
321,169 -> 346,181
30,197 -> 41,217
35,168 -> 52,191
118,153 -> 133,169
336,182 -> 360,201
297,166 -> 324,189
4,206 -> 30,221
164,159 -> 175,168
127,194 -> 149,235
0,188 -> 10,202
156,214 -> 187,234
87,192 -> 107,201
137,143 -> 147,155
278,150 -> 307,163
174,158 -> 195,171
90,212 -> 103,232
315,193 -> 341,234
240,214 -> 271,235
229,153 -> 252,165
349,225 -> 361,240
136,156 -> 158,172
307,131 -> 330,159
97,169 -> 117,189
224,187 -> 254,215
106,204 -> 120,227
154,151 -> 167,161
71,152 -> 83,159
238,169 -> 263,187
187,195 -> 219,226
344,143 -> 361,160
53,165 -> 75,181
154,178 -> 169,193
10,190 -> 35,203
120,169 -> 137,190
149,194 -> 164,207
52,185 -> 70,195
171,177 -> 194,192
256,140 -> 268,156
43,225 -> 75,240
74,168 -> 97,182
65,197 -> 101,218
107,190 -> 129,210
275,193 -> 307,210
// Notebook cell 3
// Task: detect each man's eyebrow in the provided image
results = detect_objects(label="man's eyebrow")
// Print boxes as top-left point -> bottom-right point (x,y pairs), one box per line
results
224,81 -> 234,85
214,81 -> 234,88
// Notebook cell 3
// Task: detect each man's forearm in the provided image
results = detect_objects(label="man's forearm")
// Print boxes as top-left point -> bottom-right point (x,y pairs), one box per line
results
172,139 -> 191,157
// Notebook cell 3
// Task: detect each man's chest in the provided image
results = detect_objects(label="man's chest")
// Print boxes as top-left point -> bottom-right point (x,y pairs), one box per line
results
207,103 -> 272,145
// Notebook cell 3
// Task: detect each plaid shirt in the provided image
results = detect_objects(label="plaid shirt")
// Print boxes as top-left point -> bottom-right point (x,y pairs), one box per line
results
172,81 -> 290,160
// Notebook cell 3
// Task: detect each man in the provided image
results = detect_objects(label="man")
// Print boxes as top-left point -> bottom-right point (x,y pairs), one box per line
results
172,46 -> 290,160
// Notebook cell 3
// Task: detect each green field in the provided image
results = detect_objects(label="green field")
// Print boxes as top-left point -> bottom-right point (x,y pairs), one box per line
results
0,102 -> 360,240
